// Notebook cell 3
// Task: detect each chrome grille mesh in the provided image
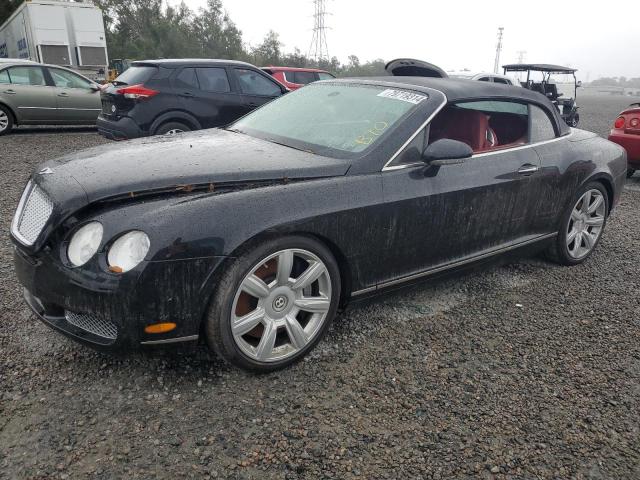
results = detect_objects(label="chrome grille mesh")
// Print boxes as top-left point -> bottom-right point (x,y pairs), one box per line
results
12,182 -> 54,245
65,311 -> 118,340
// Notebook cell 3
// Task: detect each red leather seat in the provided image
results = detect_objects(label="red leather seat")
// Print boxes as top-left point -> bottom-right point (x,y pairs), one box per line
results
432,108 -> 496,152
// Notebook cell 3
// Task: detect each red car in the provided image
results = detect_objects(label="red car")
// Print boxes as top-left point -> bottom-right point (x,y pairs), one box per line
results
609,102 -> 640,178
261,66 -> 335,90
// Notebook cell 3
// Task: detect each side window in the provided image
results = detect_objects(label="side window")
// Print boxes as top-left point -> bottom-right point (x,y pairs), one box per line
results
0,69 -> 9,84
493,77 -> 510,85
428,100 -> 529,153
478,77 -> 490,82
317,72 -> 335,80
529,104 -> 557,143
195,67 -> 230,93
235,69 -> 281,96
174,67 -> 199,90
7,66 -> 46,86
292,71 -> 317,85
49,68 -> 93,89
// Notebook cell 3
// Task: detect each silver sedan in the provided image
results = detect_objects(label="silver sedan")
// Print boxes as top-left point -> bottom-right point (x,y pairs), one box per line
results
0,62 -> 101,135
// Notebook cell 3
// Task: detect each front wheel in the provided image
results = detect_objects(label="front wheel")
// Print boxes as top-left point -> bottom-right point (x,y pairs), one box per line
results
205,236 -> 341,372
546,182 -> 608,265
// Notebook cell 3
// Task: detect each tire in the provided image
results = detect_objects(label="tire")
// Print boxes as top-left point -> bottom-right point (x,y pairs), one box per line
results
205,235 -> 341,372
627,169 -> 636,179
0,104 -> 14,136
570,113 -> 579,128
154,121 -> 190,136
546,181 -> 608,266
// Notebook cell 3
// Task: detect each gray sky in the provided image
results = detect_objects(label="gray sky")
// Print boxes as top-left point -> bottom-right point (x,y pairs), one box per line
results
175,0 -> 640,79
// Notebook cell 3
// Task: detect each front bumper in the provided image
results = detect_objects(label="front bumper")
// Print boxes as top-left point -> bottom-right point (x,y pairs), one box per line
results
13,245 -> 225,350
96,114 -> 145,141
609,131 -> 640,168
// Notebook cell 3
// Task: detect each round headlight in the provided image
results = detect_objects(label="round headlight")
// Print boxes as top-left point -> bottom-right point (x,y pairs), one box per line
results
67,222 -> 103,267
107,231 -> 150,273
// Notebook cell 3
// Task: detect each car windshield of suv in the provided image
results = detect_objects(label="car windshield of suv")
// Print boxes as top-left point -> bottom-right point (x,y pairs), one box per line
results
112,66 -> 157,85
232,83 -> 426,156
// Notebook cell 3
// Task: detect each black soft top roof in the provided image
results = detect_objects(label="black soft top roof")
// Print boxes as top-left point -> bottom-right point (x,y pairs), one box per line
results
341,77 -> 544,102
330,76 -> 571,136
503,63 -> 577,74
131,59 -> 255,68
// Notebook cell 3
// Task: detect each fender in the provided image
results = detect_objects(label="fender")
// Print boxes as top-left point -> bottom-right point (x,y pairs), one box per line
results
149,110 -> 202,134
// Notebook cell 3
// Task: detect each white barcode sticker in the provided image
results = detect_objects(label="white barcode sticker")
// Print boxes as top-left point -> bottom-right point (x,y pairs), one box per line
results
377,89 -> 426,104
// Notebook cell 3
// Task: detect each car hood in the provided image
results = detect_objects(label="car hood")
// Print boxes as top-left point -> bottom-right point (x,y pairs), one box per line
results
38,128 -> 350,204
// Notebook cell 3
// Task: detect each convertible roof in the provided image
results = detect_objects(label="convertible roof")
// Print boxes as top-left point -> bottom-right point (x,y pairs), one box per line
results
331,76 -> 571,136
503,63 -> 577,74
343,76 -> 545,103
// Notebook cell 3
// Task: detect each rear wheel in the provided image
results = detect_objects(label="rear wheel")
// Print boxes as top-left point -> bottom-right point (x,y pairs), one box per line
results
205,236 -> 341,372
0,105 -> 14,136
546,182 -> 608,265
627,169 -> 636,179
155,121 -> 190,136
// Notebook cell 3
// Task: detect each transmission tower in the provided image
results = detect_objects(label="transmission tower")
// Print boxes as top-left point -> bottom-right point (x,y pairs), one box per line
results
516,50 -> 526,64
493,27 -> 504,74
308,0 -> 330,62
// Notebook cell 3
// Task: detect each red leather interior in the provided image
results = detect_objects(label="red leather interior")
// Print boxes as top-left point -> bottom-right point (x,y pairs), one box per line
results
432,108 -> 495,152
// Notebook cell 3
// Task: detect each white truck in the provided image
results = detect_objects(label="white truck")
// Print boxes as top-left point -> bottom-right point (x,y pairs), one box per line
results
0,0 -> 108,81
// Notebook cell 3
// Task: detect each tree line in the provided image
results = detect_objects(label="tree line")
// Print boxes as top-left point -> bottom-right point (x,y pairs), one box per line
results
1,0 -> 386,77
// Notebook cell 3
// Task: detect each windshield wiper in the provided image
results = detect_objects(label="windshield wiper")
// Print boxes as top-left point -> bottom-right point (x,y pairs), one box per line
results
225,127 -> 245,134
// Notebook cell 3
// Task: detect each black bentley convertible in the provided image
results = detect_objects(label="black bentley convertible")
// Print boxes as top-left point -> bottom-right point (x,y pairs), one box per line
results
11,77 -> 627,371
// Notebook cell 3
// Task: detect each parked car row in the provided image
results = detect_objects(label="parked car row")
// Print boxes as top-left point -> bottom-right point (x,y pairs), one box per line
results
0,58 -> 335,137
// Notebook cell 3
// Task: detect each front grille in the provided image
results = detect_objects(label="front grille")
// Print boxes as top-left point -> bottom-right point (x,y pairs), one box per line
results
65,311 -> 118,340
11,181 -> 54,246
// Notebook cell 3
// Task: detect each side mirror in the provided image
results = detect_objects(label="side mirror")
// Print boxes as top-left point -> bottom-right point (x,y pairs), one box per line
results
577,81 -> 582,88
422,139 -> 473,166
90,84 -> 101,92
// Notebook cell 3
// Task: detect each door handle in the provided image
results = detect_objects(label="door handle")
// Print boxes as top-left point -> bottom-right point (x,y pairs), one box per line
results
181,92 -> 194,97
518,164 -> 539,175
247,102 -> 259,107
57,92 -> 70,97
3,89 -> 16,94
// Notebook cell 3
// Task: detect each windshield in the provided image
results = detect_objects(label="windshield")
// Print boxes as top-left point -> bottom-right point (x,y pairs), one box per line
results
232,83 -> 427,157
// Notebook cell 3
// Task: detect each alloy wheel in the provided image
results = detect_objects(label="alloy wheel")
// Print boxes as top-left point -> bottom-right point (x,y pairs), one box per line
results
566,189 -> 605,259
0,110 -> 8,132
231,249 -> 332,363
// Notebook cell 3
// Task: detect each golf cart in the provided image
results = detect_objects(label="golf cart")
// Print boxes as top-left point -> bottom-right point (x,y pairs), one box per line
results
503,64 -> 581,127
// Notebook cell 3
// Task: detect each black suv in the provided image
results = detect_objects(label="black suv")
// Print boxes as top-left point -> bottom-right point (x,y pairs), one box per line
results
97,59 -> 287,140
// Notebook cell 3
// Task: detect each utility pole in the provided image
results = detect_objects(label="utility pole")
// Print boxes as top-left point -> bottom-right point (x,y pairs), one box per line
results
308,0 -> 330,62
516,50 -> 526,64
493,27 -> 504,74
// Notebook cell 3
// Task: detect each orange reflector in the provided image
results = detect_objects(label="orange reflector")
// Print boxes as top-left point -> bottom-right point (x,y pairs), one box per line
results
144,322 -> 177,334
108,265 -> 123,273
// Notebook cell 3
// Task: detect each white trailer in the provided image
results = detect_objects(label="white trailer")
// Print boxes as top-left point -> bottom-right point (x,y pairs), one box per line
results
0,0 -> 108,81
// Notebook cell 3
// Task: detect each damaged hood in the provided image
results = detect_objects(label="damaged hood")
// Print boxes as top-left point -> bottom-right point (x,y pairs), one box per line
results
38,128 -> 350,204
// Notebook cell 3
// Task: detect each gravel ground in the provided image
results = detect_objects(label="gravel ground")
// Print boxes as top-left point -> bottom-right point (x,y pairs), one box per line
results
1,95 -> 640,479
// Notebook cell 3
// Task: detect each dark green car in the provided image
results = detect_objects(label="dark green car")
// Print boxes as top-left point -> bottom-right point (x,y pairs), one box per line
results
0,62 -> 102,135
